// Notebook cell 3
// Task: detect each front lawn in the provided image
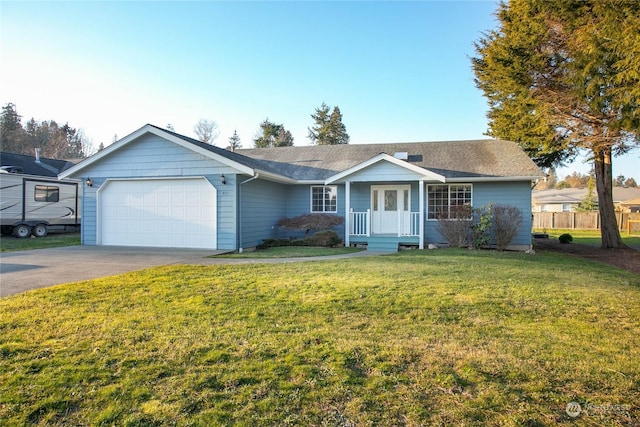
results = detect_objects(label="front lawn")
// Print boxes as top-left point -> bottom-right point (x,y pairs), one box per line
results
0,232 -> 80,252
215,246 -> 363,258
535,228 -> 640,248
1,250 -> 638,426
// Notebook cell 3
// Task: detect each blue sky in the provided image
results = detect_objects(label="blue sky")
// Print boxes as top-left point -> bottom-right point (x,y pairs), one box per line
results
1,1 -> 638,181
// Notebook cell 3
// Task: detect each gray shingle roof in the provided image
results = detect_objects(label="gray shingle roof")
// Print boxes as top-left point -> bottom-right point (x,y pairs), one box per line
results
236,139 -> 544,181
1,151 -> 76,177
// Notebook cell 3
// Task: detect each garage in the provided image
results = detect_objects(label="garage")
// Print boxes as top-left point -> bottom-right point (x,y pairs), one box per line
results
98,178 -> 217,249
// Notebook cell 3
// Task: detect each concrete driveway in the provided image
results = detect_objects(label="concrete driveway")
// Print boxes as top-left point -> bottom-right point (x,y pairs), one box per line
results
0,246 -> 225,297
1,246 -> 383,297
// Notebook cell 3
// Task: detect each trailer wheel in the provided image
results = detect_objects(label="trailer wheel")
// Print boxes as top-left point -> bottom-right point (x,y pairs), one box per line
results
13,224 -> 31,238
32,223 -> 48,238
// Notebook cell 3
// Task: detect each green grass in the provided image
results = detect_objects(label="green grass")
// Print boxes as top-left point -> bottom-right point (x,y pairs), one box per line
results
535,228 -> 640,248
0,233 -> 80,252
215,246 -> 364,258
1,250 -> 639,426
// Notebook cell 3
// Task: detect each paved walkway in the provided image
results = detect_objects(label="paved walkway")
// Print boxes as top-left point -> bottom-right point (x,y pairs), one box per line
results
0,246 -> 385,297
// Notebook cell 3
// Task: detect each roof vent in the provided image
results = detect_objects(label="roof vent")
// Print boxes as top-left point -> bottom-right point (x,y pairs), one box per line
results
393,152 -> 409,161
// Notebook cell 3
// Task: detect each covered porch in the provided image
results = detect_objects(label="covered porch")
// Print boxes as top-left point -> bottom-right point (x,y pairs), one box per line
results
325,153 -> 446,252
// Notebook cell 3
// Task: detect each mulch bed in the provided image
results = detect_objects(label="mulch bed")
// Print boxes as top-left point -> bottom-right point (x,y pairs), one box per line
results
534,237 -> 640,276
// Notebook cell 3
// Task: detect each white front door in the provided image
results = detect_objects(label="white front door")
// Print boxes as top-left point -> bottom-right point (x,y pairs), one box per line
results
371,185 -> 410,234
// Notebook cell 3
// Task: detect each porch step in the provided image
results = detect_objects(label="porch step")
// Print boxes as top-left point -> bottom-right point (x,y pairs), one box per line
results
366,239 -> 399,252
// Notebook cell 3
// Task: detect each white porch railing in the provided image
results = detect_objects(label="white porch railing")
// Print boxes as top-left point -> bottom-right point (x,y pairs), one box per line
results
349,209 -> 370,236
400,212 -> 421,237
349,210 -> 420,237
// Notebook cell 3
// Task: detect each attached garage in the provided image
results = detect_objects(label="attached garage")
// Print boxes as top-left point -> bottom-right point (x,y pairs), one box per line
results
98,177 -> 217,249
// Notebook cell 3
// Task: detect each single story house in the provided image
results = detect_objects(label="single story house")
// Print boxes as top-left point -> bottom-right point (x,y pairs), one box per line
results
532,187 -> 640,213
1,150 -> 76,177
59,124 -> 544,251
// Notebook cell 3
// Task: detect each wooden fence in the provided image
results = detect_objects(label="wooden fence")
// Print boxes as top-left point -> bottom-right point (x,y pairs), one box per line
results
533,212 -> 640,232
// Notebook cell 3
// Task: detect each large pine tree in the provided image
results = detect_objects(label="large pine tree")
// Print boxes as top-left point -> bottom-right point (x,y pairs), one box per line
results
253,118 -> 294,148
472,0 -> 640,248
308,103 -> 350,145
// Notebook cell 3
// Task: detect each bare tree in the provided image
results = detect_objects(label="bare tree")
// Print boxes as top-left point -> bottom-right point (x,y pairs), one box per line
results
193,119 -> 220,144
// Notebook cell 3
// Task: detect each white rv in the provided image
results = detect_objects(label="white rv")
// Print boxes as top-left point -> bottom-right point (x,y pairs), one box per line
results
0,170 -> 80,237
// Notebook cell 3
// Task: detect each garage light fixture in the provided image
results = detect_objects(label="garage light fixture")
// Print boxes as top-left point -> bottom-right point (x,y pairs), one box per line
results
85,178 -> 93,187
221,174 -> 227,185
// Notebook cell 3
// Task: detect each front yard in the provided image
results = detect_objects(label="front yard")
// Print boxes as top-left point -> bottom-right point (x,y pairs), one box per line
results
1,250 -> 639,426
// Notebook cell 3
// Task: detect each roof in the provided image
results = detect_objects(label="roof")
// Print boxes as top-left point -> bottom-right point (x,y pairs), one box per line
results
237,139 -> 544,182
532,187 -> 640,204
0,151 -> 76,177
60,124 -> 545,183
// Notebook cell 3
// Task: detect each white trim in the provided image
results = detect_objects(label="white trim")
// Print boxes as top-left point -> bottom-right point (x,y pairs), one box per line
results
419,180 -> 424,249
310,185 -> 338,213
96,176 -> 217,248
324,153 -> 445,184
426,183 -> 474,221
59,124 -> 254,179
345,181 -> 351,247
446,176 -> 542,182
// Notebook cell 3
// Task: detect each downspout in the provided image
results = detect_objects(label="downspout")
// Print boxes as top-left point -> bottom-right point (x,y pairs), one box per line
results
238,173 -> 260,253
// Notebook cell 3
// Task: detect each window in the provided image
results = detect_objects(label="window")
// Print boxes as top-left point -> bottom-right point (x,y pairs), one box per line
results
311,186 -> 337,213
34,185 -> 59,202
427,184 -> 472,219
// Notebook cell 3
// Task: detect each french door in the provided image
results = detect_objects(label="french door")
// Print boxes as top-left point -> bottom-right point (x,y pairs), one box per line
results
371,185 -> 410,234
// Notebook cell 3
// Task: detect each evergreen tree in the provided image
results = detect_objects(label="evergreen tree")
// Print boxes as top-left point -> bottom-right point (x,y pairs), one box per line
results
0,103 -> 26,154
227,129 -> 241,151
308,103 -> 349,145
472,0 -> 640,248
253,118 -> 294,148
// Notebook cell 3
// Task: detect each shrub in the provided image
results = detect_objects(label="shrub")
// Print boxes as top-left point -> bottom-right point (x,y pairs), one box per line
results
492,204 -> 523,251
435,205 -> 473,247
436,205 -> 492,249
471,205 -> 493,249
276,214 -> 344,235
260,230 -> 341,249
559,233 -> 573,244
306,230 -> 341,247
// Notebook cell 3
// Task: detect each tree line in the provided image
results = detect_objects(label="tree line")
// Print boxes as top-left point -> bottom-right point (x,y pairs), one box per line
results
193,102 -> 349,149
2,101 -> 351,159
1,103 -> 90,159
537,170 -> 638,191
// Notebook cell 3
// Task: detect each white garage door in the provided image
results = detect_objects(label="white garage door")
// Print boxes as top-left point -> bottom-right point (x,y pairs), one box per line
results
99,178 -> 217,249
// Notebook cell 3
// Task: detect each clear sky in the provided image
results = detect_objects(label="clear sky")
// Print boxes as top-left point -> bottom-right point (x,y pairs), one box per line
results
1,1 -> 638,182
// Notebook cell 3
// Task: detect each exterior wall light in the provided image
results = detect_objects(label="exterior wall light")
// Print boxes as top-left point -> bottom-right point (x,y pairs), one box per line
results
85,178 -> 93,187
221,174 -> 227,185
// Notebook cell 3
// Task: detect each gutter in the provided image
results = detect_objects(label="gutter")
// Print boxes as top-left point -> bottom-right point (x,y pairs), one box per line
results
238,173 -> 260,253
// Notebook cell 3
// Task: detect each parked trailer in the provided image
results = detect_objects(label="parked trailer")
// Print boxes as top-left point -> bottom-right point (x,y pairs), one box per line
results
0,171 -> 80,238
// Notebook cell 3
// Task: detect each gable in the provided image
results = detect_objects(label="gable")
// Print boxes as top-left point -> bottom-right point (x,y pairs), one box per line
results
60,124 -> 254,179
325,153 -> 445,184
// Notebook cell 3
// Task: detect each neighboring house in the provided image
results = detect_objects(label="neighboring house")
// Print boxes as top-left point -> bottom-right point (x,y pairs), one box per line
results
59,124 -> 544,251
1,150 -> 76,177
532,187 -> 640,213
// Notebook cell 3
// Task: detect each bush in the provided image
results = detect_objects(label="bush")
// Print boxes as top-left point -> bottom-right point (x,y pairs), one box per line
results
559,233 -> 573,244
306,230 -> 341,247
492,204 -> 523,251
276,214 -> 344,235
436,205 -> 492,249
435,205 -> 473,248
259,230 -> 341,249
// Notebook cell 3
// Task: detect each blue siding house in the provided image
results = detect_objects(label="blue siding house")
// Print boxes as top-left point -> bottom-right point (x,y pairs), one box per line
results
59,124 -> 544,251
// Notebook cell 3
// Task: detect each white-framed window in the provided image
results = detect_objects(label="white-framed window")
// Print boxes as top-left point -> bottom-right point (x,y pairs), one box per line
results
427,184 -> 472,219
311,185 -> 337,213
562,203 -> 571,212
